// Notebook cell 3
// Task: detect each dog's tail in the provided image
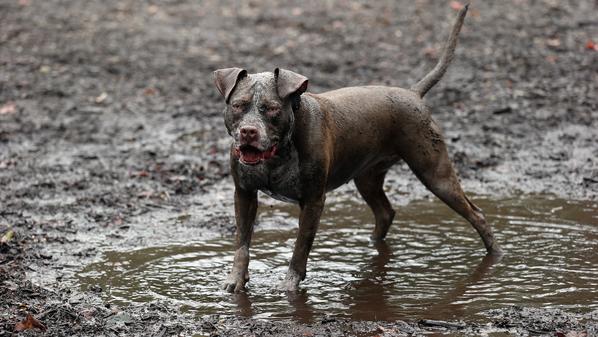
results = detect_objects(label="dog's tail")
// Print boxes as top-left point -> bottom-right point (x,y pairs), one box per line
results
411,4 -> 469,98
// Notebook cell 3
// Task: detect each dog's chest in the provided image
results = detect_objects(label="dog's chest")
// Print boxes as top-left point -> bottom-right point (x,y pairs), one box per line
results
237,151 -> 302,203
262,160 -> 301,203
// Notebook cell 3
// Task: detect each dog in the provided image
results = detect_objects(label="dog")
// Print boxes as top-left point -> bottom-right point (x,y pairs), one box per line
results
213,5 -> 502,293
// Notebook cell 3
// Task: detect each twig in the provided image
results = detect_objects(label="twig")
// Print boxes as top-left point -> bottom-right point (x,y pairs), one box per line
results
419,319 -> 466,329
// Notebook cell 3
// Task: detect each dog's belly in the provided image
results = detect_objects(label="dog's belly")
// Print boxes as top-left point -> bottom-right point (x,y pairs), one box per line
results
326,152 -> 400,191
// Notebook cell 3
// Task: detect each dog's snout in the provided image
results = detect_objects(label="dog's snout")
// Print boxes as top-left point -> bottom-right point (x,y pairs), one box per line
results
240,126 -> 259,143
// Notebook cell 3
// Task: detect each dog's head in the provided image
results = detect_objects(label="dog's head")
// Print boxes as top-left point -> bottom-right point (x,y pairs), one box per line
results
213,68 -> 308,166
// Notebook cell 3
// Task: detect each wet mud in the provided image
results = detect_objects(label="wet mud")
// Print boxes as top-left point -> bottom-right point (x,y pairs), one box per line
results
1,0 -> 597,336
78,197 -> 598,323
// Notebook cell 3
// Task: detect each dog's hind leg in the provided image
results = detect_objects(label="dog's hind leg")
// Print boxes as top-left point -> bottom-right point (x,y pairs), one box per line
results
401,119 -> 503,256
355,169 -> 396,241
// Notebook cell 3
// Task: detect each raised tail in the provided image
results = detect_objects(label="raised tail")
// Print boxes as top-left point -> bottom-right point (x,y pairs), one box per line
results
411,4 -> 469,98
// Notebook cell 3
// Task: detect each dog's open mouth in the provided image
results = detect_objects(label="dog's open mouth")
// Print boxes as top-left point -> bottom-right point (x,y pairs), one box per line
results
235,145 -> 277,165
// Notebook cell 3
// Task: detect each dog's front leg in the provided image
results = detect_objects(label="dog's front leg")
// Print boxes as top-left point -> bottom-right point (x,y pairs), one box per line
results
223,187 -> 257,293
280,195 -> 325,292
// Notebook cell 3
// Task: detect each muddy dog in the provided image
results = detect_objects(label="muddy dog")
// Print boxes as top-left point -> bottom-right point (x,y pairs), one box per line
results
213,5 -> 502,293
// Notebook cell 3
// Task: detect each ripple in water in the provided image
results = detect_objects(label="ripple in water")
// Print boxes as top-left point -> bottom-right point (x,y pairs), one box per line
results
77,196 -> 598,322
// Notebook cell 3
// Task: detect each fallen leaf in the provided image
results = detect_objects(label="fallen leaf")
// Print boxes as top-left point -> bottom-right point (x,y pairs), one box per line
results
111,216 -> 124,226
95,92 -> 108,104
4,280 -> 18,291
546,55 -> 558,64
14,314 -> 47,332
147,5 -> 159,14
1,230 -> 14,244
0,102 -> 16,115
0,160 -> 17,169
81,308 -> 96,320
469,8 -> 481,17
137,190 -> 154,198
377,325 -> 395,333
176,213 -> 191,222
143,87 -> 157,96
546,38 -> 561,47
291,7 -> 303,16
167,175 -> 187,182
586,40 -> 598,51
159,191 -> 170,200
131,170 -> 149,178
273,45 -> 287,55
423,46 -> 438,58
450,1 -> 464,10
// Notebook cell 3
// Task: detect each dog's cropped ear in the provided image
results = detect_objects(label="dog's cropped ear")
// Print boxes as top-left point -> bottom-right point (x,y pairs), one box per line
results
274,68 -> 308,99
213,68 -> 247,103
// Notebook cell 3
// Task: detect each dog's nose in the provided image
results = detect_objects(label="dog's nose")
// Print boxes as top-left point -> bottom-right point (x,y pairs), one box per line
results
240,126 -> 259,143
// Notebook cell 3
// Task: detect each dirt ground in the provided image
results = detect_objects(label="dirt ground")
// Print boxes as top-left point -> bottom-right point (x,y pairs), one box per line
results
1,0 -> 597,336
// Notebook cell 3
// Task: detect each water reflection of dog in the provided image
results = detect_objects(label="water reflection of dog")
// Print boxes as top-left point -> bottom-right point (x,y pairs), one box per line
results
233,287 -> 314,323
346,241 -> 395,321
425,254 -> 503,320
234,244 -> 501,321
347,242 -> 502,321
233,291 -> 253,317
286,290 -> 313,323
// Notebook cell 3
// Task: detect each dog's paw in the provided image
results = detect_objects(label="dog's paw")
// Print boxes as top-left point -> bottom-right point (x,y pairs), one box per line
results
487,244 -> 505,257
222,273 -> 247,293
278,270 -> 301,292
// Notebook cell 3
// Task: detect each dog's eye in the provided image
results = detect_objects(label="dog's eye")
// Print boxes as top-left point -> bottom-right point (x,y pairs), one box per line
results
265,106 -> 280,117
231,102 -> 247,112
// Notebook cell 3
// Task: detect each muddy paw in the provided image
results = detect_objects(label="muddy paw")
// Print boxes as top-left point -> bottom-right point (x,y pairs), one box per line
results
279,271 -> 301,292
222,273 -> 247,293
487,243 -> 505,257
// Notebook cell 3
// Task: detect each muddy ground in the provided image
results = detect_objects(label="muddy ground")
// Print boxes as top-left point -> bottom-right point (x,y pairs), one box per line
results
1,0 -> 597,336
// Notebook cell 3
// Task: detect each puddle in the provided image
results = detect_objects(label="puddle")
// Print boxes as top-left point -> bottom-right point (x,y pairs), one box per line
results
77,196 -> 598,323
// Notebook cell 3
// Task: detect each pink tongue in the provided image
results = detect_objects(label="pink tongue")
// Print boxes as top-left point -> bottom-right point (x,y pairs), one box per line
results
263,146 -> 276,160
241,150 -> 261,163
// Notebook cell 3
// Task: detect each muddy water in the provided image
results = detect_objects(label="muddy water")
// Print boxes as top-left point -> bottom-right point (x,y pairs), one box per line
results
77,196 -> 598,322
